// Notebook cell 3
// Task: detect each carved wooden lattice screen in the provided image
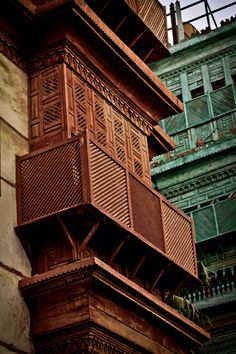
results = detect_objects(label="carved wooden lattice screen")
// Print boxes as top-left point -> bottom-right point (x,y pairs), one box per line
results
17,135 -> 197,276
66,68 -> 151,185
90,141 -> 131,227
29,65 -> 151,184
30,65 -> 63,147
162,202 -> 196,274
129,174 -> 164,251
17,139 -> 83,223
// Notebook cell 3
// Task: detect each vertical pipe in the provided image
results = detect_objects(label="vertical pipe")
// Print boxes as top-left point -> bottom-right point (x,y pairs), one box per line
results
170,2 -> 178,44
175,0 -> 185,42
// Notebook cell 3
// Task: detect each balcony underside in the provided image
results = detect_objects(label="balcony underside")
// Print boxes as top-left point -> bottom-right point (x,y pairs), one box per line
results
17,201 -> 198,302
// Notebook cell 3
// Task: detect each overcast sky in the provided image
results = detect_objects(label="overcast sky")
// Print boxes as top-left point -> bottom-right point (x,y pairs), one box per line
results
160,0 -> 236,44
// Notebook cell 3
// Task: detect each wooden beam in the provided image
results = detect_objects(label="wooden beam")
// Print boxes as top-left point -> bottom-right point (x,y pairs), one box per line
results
165,276 -> 189,305
77,219 -> 102,253
108,236 -> 129,265
114,14 -> 129,33
129,29 -> 146,49
57,215 -> 75,250
142,46 -> 156,63
130,253 -> 148,281
149,263 -> 172,293
98,0 -> 112,15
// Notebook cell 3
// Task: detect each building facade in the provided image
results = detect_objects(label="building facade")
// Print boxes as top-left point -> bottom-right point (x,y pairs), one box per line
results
150,14 -> 236,354
0,0 -> 209,353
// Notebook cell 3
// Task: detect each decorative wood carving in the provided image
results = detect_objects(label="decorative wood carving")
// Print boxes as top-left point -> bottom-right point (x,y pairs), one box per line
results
19,257 -> 209,354
29,53 -> 152,183
0,30 -> 27,71
1,0 -> 207,352
29,40 -> 152,134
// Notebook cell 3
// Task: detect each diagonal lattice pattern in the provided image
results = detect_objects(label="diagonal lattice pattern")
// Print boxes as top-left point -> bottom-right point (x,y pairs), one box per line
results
43,74 -> 59,97
90,142 -> 130,227
43,102 -> 61,128
18,140 -> 83,223
162,202 -> 196,275
129,175 -> 164,251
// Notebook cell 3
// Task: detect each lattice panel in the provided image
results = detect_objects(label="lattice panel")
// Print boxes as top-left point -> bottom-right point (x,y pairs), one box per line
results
229,52 -> 236,74
97,129 -> 107,148
74,79 -> 87,131
196,122 -> 211,142
134,159 -> 143,178
113,112 -> 126,164
18,140 -> 83,223
29,65 -> 64,148
208,59 -> 224,81
43,73 -> 59,97
215,198 -> 236,235
95,100 -> 105,123
164,112 -> 186,135
90,141 -> 130,226
75,82 -> 86,106
131,130 -> 141,153
129,175 -> 164,251
114,118 -> 124,138
165,75 -> 181,93
132,0 -> 168,46
173,130 -> 190,153
216,113 -> 235,138
186,95 -> 210,126
192,206 -> 217,242
93,95 -> 108,148
43,102 -> 61,128
211,86 -> 235,117
116,143 -> 126,163
162,202 -> 196,275
187,68 -> 203,90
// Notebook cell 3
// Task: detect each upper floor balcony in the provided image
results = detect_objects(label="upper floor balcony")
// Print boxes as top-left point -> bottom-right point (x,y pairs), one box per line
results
16,132 -> 198,298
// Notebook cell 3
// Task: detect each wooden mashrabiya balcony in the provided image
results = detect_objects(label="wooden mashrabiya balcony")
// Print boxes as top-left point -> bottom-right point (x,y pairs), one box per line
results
16,132 -> 198,298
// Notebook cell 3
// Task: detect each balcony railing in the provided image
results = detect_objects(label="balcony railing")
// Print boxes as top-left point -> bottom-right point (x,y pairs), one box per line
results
16,133 -> 197,277
186,265 -> 236,307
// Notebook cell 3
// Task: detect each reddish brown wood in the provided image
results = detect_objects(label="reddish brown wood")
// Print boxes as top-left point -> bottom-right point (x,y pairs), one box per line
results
1,0 -> 209,352
107,235 -> 129,265
57,215 -> 75,249
77,219 -> 103,253
19,257 -> 209,353
16,134 -> 198,278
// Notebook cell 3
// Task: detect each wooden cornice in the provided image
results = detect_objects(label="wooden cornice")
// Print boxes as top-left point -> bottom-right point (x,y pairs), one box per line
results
19,257 -> 210,345
1,0 -> 183,121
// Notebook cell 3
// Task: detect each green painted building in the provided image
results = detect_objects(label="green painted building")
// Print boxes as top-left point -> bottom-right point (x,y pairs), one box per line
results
150,13 -> 236,354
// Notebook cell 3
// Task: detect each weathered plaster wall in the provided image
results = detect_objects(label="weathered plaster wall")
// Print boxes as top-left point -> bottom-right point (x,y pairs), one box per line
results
0,53 -> 33,353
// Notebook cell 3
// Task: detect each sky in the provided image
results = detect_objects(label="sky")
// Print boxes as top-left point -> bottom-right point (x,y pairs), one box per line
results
159,0 -> 236,44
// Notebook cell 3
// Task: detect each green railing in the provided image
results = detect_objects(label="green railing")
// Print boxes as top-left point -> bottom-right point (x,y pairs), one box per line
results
190,197 -> 236,242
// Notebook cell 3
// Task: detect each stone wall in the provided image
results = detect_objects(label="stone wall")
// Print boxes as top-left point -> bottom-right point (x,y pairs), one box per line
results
0,53 -> 33,353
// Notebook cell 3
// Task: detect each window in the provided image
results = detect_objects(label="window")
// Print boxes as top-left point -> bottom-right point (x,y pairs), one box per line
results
191,86 -> 204,98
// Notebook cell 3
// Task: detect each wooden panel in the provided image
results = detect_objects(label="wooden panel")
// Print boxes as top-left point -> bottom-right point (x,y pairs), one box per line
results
113,109 -> 127,165
129,174 -> 164,251
162,202 -> 196,275
65,66 -> 76,134
29,65 -> 64,149
90,141 -> 130,226
17,139 -> 83,223
29,74 -> 41,140
93,93 -> 108,149
211,86 -> 235,117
